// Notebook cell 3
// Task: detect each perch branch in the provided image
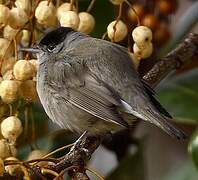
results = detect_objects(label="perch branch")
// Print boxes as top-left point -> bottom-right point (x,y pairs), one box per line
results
143,33 -> 198,87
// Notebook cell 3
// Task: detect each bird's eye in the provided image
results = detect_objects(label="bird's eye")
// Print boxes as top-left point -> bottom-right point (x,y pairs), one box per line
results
47,44 -> 55,52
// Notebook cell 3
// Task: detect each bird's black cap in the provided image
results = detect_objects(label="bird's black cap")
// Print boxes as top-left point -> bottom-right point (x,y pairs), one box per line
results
39,27 -> 74,46
19,27 -> 74,53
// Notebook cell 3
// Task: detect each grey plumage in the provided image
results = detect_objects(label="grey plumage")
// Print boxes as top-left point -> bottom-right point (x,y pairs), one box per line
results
25,27 -> 186,139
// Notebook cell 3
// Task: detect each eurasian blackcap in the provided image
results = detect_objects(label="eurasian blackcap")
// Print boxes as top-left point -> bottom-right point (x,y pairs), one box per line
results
22,27 -> 186,139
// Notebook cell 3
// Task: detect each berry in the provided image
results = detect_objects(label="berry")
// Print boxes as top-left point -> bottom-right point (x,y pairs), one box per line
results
35,1 -> 56,27
1,116 -> 23,142
132,26 -> 152,47
0,80 -> 20,104
133,42 -> 153,59
107,20 -> 128,42
13,60 -> 35,81
59,11 -> 80,30
78,12 -> 95,34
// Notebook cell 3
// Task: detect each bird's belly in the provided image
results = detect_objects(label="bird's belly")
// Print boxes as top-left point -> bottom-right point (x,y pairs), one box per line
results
48,100 -> 118,134
38,88 -> 119,134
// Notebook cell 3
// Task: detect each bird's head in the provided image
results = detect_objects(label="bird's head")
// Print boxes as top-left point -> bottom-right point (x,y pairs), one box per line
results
20,27 -> 74,59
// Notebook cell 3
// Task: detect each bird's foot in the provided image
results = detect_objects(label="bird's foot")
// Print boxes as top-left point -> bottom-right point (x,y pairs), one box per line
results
70,131 -> 91,157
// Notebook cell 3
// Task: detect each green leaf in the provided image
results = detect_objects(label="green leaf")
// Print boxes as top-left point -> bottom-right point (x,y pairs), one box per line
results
106,142 -> 145,180
188,128 -> 198,169
157,69 -> 198,124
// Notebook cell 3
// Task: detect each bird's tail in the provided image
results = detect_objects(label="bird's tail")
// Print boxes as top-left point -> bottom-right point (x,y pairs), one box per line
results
145,110 -> 187,140
121,100 -> 186,140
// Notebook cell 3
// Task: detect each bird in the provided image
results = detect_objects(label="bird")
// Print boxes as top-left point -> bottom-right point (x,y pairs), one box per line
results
21,27 -> 186,140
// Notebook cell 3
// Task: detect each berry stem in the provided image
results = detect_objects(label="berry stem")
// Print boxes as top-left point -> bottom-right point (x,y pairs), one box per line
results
13,38 -> 18,61
112,2 -> 123,42
70,0 -> 75,11
87,0 -> 96,13
102,31 -> 107,40
47,0 -> 51,6
124,0 -> 140,26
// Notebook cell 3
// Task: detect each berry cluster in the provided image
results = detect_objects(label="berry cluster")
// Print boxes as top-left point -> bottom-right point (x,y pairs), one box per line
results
126,0 -> 177,45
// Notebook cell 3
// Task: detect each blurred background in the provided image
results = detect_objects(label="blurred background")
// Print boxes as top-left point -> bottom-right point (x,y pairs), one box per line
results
0,0 -> 197,179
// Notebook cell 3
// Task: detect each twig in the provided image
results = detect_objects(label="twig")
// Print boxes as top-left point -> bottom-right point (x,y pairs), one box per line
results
85,166 -> 104,180
41,168 -> 59,177
43,143 -> 74,159
86,0 -> 96,13
124,0 -> 140,26
13,38 -> 18,61
70,0 -> 75,11
112,2 -> 123,42
143,33 -> 198,86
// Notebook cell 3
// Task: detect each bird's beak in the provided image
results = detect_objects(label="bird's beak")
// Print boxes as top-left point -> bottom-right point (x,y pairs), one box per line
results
20,46 -> 40,53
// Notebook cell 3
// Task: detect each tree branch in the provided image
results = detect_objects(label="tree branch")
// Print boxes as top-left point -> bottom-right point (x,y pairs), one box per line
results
143,33 -> 198,86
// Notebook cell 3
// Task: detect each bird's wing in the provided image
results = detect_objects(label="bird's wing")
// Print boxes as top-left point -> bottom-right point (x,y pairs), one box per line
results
141,79 -> 172,118
52,58 -> 129,128
67,38 -> 186,139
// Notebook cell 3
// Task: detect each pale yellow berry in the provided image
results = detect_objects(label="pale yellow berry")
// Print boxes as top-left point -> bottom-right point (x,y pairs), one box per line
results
128,52 -> 140,69
20,30 -> 30,47
15,0 -> 31,15
107,20 -> 128,42
20,80 -> 38,102
0,158 -> 4,176
132,26 -> 152,47
78,12 -> 95,34
1,116 -> 23,142
0,80 -> 20,103
3,25 -> 22,42
29,59 -> 38,74
0,38 -> 13,59
0,5 -> 10,28
27,149 -> 47,166
13,60 -> 35,81
0,139 -> 16,159
57,2 -> 76,20
8,7 -> 28,29
2,70 -> 15,80
59,11 -> 80,30
1,56 -> 16,76
35,1 -> 56,27
133,42 -> 153,59
5,157 -> 20,176
110,0 -> 124,5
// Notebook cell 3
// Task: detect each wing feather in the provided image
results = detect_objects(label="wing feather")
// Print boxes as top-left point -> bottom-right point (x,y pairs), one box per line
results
53,60 -> 129,127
